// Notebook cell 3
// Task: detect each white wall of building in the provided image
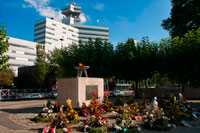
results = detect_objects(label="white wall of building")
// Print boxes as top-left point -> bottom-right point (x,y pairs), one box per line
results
34,18 -> 79,52
5,37 -> 38,77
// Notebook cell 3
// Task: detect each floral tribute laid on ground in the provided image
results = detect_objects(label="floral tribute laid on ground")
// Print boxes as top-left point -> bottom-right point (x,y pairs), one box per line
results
35,92 -> 200,133
33,100 -> 54,122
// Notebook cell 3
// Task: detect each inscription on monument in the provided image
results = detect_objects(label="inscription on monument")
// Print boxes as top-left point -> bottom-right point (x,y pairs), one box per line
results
86,85 -> 98,100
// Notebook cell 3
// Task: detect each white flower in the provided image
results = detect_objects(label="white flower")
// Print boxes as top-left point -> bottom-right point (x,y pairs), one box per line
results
167,124 -> 171,127
150,114 -> 153,118
137,127 -> 141,132
63,127 -> 68,132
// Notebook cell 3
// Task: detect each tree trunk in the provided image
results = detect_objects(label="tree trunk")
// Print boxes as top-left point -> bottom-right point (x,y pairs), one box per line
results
135,80 -> 139,98
182,83 -> 185,93
144,79 -> 147,88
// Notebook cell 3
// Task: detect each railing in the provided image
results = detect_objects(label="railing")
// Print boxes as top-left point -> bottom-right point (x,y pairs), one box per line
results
0,89 -> 56,100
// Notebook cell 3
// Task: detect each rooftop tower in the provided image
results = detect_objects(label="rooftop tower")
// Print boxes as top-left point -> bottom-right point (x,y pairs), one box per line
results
62,1 -> 81,25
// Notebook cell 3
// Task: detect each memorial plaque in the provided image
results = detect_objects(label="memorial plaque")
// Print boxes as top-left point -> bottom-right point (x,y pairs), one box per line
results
86,85 -> 98,100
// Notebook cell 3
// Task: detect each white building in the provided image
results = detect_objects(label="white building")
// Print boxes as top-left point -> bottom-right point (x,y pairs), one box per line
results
61,2 -> 109,43
34,17 -> 79,52
71,24 -> 109,44
5,37 -> 37,76
34,2 -> 109,46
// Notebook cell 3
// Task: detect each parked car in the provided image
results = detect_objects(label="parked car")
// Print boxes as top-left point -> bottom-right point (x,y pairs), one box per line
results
53,92 -> 58,97
111,90 -> 124,96
24,93 -> 42,98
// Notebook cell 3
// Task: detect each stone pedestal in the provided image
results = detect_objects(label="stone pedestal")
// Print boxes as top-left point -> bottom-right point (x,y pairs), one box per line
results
57,77 -> 104,108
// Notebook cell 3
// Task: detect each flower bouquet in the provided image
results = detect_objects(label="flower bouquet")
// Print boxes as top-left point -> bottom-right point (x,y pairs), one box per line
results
159,93 -> 194,125
33,100 -> 54,122
84,108 -> 108,133
102,92 -> 114,112
80,102 -> 89,117
89,92 -> 105,115
143,97 -> 175,131
64,99 -> 79,124
114,104 -> 141,133
43,106 -> 71,133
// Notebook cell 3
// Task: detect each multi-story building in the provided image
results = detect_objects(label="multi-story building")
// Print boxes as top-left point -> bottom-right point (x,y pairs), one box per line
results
5,37 -> 37,76
34,2 -> 109,46
61,2 -> 109,43
34,17 -> 79,52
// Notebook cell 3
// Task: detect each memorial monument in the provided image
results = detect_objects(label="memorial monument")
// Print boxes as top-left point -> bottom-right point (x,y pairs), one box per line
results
57,63 -> 104,108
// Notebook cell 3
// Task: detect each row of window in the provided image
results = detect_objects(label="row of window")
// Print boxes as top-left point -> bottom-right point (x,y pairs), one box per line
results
10,64 -> 26,67
46,31 -> 55,35
75,27 -> 109,32
9,43 -> 35,50
9,56 -> 35,62
46,36 -> 58,42
34,36 -> 45,42
10,50 -> 36,56
79,32 -> 109,37
34,30 -> 46,37
79,36 -> 109,41
35,21 -> 46,27
35,26 -> 45,32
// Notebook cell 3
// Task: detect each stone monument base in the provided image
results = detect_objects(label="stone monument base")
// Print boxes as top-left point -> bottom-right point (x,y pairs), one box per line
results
57,77 -> 104,108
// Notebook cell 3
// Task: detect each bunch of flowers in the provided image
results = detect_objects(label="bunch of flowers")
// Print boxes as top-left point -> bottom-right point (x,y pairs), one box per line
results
80,102 -> 89,117
114,97 -> 124,106
33,100 -> 54,122
89,92 -> 105,114
43,106 -> 70,133
129,102 -> 140,116
161,93 -> 193,125
143,97 -> 175,131
64,99 -> 79,124
114,104 -> 141,133
138,98 -> 147,113
84,106 -> 108,133
102,92 -> 114,112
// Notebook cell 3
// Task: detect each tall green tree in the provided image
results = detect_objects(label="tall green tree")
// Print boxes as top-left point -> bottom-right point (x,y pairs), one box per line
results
0,23 -> 9,70
0,69 -> 14,87
162,0 -> 200,37
45,48 -> 62,89
35,44 -> 46,88
169,28 -> 200,90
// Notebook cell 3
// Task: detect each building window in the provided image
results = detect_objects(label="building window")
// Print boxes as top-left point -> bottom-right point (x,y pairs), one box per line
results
79,32 -> 109,37
34,31 -> 46,36
63,31 -> 66,34
46,32 -> 55,35
53,38 -> 58,41
10,57 -> 16,60
62,27 -> 66,30
75,27 -> 109,32
35,21 -> 46,27
24,52 -> 36,56
28,59 -> 36,62
68,29 -> 74,32
46,26 -> 55,31
52,23 -> 56,26
46,42 -> 52,45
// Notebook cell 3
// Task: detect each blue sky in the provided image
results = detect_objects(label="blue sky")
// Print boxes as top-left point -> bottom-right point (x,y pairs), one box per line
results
0,0 -> 171,46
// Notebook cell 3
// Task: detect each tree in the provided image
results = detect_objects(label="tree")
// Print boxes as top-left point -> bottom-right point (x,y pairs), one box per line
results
0,69 -> 14,87
162,0 -> 200,37
35,44 -> 46,88
45,48 -> 62,89
77,38 -> 114,78
168,28 -> 200,90
0,23 -> 9,70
